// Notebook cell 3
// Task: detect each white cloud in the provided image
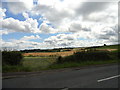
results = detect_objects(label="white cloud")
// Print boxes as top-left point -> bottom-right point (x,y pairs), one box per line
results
7,0 -> 33,14
4,1 -> 118,34
30,1 -> 118,36
0,8 -> 6,20
1,17 -> 41,34
0,30 -> 14,35
43,33 -> 109,48
95,25 -> 118,42
1,1 -> 118,49
87,3 -> 118,23
44,33 -> 93,48
43,23 -> 118,48
20,35 -> 41,41
68,21 -> 91,32
39,22 -> 58,33
1,35 -> 41,50
22,12 -> 29,19
75,2 -> 111,17
32,0 -> 76,27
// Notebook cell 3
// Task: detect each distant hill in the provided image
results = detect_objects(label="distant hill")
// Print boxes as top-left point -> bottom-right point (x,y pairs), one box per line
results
20,48 -> 73,53
20,44 -> 120,53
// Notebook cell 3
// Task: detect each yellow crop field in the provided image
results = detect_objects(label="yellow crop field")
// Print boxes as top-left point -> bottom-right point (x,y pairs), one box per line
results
23,51 -> 76,57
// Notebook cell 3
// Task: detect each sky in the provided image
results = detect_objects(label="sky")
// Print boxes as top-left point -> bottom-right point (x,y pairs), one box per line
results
0,0 -> 119,50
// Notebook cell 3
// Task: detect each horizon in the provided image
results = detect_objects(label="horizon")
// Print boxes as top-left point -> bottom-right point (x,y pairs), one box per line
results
1,43 -> 119,51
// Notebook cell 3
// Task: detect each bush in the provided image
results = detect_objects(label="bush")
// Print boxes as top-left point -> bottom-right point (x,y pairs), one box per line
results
74,51 -> 111,61
58,51 -> 112,63
57,56 -> 63,64
2,51 -> 23,65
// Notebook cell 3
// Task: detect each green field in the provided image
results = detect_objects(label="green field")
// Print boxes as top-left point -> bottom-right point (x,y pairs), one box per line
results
23,57 -> 56,70
96,44 -> 119,49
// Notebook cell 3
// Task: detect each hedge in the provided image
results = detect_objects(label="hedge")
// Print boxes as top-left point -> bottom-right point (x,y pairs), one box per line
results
57,51 -> 114,63
2,51 -> 23,65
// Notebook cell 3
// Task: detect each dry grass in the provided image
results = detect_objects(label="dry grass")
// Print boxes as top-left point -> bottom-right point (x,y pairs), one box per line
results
23,51 -> 76,57
96,49 -> 117,52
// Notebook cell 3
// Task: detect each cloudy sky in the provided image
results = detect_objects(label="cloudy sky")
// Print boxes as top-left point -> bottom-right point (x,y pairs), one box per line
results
0,0 -> 119,50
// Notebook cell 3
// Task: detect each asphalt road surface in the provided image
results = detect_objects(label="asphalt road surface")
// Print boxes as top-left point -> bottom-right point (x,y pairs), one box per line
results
2,64 -> 119,88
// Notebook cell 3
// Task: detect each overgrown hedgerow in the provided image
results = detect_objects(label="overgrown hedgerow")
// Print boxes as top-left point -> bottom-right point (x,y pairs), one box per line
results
2,51 -> 23,65
57,51 -> 115,63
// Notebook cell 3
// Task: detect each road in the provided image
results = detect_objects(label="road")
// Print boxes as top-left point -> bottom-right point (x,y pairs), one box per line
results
2,64 -> 119,88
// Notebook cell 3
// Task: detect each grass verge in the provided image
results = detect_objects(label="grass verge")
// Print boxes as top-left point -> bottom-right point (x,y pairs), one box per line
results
3,65 -> 32,72
3,59 -> 118,73
48,60 -> 118,69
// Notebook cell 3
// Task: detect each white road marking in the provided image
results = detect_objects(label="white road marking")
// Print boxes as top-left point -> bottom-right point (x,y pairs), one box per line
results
97,75 -> 120,82
61,87 -> 69,90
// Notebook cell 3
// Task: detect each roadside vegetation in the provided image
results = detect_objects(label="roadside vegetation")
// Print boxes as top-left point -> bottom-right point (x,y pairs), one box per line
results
49,50 -> 118,69
49,60 -> 118,69
2,44 -> 120,73
3,56 -> 57,72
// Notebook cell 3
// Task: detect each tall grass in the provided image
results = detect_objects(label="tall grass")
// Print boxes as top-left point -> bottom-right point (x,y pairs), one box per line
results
3,56 -> 57,72
23,57 -> 56,70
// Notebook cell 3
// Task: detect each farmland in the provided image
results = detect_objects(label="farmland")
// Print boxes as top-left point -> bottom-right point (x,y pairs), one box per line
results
23,45 -> 118,57
2,44 -> 119,73
23,50 -> 76,57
